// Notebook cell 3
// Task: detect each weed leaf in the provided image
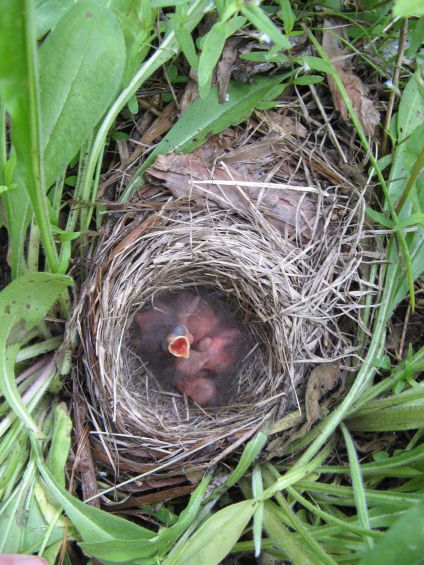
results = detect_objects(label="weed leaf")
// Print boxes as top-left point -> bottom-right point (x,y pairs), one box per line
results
393,0 -> 424,17
0,273 -> 72,432
167,499 -> 259,565
360,497 -> 424,564
31,435 -> 155,543
35,0 -> 73,38
40,0 -> 126,188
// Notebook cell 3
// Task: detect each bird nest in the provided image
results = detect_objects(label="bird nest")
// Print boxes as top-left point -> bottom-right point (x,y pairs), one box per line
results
69,159 -> 367,483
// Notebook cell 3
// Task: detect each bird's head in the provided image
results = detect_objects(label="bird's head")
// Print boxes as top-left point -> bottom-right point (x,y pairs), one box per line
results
165,325 -> 193,358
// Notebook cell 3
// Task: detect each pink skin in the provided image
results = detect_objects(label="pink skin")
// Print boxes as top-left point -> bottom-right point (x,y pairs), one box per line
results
135,304 -> 193,356
175,376 -> 217,405
134,292 -> 220,359
175,328 -> 242,375
178,295 -> 219,343
134,300 -> 169,331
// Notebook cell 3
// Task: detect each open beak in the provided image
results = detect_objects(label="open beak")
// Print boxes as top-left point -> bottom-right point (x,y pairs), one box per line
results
168,335 -> 191,358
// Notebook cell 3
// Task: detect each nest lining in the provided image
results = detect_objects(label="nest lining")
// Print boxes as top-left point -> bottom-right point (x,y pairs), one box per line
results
71,179 -> 366,479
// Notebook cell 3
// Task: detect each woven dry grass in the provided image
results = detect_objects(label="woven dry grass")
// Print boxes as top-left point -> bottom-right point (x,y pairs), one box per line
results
69,144 -> 368,484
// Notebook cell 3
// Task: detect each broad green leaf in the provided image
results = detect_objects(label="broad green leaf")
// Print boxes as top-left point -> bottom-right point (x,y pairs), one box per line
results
22,490 -> 70,554
241,51 -> 287,63
35,0 -> 73,38
389,73 -> 424,207
302,55 -> 334,74
278,0 -> 295,33
1,167 -> 32,278
388,71 -> 424,308
406,17 -> 424,58
46,403 -> 72,488
0,0 -> 60,272
394,213 -> 424,231
0,460 -> 37,553
0,1 -> 36,159
396,124 -> 424,215
127,94 -> 139,114
372,154 -> 392,175
291,75 -> 324,85
168,500 -> 259,565
346,401 -> 424,431
393,0 -> 424,17
40,0 -> 126,188
0,273 -> 72,432
360,498 -> 424,565
172,17 -> 199,69
366,207 -> 393,228
78,539 -> 163,562
80,472 -> 211,561
32,435 -> 155,543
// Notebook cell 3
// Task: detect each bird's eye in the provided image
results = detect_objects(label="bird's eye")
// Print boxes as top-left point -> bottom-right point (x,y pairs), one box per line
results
169,325 -> 185,337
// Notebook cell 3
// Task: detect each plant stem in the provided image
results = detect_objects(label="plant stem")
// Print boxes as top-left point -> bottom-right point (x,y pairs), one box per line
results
23,0 -> 60,273
382,19 -> 408,155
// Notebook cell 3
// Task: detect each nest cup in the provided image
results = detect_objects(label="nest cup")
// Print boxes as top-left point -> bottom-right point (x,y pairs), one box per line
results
71,182 -> 366,481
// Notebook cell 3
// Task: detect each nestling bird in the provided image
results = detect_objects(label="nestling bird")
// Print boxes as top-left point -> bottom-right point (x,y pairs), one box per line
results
174,328 -> 243,376
131,289 -> 249,405
174,375 -> 217,405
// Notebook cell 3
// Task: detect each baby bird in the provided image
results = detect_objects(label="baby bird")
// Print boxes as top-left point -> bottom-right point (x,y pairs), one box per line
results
175,328 -> 243,377
133,300 -> 192,358
132,289 -> 248,405
175,375 -> 217,405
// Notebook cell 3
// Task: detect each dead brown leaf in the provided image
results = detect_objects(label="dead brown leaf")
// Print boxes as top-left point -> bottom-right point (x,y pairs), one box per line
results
305,362 -> 340,427
109,485 -> 196,507
322,19 -> 380,136
218,37 -> 240,103
257,110 -> 308,138
180,78 -> 199,113
145,154 -> 321,240
123,102 -> 177,167
71,378 -> 100,507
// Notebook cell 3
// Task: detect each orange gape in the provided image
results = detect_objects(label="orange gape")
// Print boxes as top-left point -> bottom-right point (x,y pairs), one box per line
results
132,290 -> 248,405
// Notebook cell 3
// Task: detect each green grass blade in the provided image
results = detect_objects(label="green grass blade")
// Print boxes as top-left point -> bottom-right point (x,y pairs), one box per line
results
340,423 -> 374,549
208,430 -> 268,501
346,400 -> 424,431
263,501 -> 318,565
0,459 -> 37,553
252,465 -> 264,558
